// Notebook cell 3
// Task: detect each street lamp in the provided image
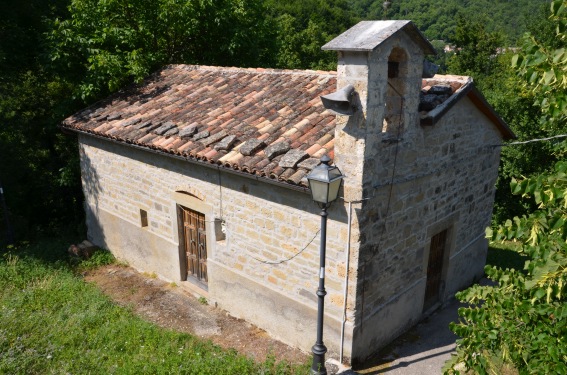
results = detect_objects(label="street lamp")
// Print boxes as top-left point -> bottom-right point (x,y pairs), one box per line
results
306,155 -> 344,375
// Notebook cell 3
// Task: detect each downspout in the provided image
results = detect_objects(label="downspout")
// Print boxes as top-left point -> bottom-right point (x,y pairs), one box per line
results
339,198 -> 368,363
339,200 -> 353,364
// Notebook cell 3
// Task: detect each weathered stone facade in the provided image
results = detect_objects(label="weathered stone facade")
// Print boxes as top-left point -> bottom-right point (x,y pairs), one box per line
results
70,21 -> 514,364
346,97 -> 503,359
80,134 -> 354,353
319,22 -> 507,361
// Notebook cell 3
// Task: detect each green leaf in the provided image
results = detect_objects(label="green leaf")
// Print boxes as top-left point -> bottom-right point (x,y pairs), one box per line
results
552,48 -> 566,64
512,54 -> 522,67
551,217 -> 565,231
543,70 -> 556,85
526,51 -> 547,66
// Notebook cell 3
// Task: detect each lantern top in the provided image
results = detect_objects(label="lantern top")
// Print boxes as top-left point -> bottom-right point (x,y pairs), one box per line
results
306,155 -> 342,183
306,155 -> 344,206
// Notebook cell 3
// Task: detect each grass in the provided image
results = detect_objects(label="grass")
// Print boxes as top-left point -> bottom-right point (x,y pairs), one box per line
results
0,239 -> 308,374
486,240 -> 527,272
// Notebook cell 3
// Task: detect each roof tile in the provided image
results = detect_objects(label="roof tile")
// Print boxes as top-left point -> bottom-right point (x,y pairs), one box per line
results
193,130 -> 210,141
265,141 -> 291,160
214,135 -> 237,151
279,149 -> 308,168
240,139 -> 265,156
62,64 -> 479,188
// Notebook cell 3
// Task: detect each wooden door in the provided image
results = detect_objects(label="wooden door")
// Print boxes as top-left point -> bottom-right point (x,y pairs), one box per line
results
179,205 -> 207,287
423,229 -> 447,311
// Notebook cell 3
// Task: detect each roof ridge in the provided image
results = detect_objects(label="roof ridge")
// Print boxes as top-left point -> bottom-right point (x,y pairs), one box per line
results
165,64 -> 337,78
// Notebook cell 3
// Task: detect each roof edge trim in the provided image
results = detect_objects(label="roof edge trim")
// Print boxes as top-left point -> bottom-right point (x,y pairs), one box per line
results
420,81 -> 516,140
60,125 -> 312,194
466,87 -> 516,140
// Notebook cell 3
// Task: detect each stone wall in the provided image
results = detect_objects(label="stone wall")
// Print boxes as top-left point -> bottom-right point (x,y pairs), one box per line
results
349,97 -> 502,362
78,134 -> 357,356
325,25 -> 503,362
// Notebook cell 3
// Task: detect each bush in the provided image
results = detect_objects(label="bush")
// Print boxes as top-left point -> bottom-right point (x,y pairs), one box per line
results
445,145 -> 567,374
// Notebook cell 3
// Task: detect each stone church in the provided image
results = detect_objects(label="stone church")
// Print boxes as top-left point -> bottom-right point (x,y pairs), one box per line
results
62,21 -> 514,363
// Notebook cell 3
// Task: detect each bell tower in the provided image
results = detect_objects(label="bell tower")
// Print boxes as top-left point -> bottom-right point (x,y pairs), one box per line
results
321,20 -> 435,200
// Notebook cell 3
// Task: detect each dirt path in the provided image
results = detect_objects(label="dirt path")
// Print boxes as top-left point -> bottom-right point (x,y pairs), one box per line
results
84,264 -> 309,365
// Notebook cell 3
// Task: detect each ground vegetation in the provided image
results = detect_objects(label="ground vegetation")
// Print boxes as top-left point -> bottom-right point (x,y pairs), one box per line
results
445,1 -> 567,373
0,239 -> 307,373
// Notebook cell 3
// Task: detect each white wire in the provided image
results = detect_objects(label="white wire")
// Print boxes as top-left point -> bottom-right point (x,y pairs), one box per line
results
492,134 -> 567,147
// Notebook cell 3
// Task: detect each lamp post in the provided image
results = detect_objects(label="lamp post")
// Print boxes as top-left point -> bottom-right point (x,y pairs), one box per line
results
306,155 -> 344,375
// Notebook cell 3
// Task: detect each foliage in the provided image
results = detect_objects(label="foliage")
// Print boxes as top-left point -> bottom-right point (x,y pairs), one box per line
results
264,0 -> 357,70
49,0 -> 273,101
0,0 -> 84,240
446,16 -> 505,80
351,0 -> 548,45
493,0 -> 567,223
74,248 -> 116,270
486,51 -> 554,224
513,0 -> 567,129
0,238 -> 308,374
447,4 -> 567,372
446,144 -> 567,374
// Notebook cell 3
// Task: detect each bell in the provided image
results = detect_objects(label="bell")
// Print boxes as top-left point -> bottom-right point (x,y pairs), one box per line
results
320,84 -> 356,116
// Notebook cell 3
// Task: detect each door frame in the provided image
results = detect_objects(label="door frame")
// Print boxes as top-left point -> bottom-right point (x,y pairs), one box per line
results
422,214 -> 457,312
423,228 -> 448,311
173,190 -> 213,290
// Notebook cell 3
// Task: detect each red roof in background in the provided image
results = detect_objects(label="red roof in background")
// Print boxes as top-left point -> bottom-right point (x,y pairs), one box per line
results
62,65 -> 513,188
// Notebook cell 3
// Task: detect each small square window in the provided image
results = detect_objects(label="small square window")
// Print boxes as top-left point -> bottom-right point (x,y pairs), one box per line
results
214,218 -> 226,242
140,209 -> 148,227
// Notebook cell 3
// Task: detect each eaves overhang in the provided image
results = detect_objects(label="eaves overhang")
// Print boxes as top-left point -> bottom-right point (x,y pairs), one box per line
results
61,125 -> 312,195
420,80 -> 516,140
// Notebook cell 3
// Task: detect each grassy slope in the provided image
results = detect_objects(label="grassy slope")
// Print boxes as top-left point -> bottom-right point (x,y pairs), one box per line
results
486,241 -> 527,272
0,239 -> 307,374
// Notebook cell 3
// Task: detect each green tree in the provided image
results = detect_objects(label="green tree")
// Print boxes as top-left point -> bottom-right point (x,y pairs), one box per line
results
0,0 -> 84,239
447,16 -> 505,80
350,0 -> 547,45
264,0 -> 357,70
513,0 -> 567,129
446,2 -> 567,372
49,0 -> 274,100
492,0 -> 567,223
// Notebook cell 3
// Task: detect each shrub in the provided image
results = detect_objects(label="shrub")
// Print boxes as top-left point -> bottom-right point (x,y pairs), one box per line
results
445,144 -> 567,374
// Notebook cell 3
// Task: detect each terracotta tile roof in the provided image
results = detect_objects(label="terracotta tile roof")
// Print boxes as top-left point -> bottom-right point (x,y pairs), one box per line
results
62,65 -> 510,188
63,65 -> 338,188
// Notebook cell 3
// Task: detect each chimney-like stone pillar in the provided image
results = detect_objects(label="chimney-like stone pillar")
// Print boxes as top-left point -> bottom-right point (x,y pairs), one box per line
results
322,21 -> 435,199
321,21 -> 436,361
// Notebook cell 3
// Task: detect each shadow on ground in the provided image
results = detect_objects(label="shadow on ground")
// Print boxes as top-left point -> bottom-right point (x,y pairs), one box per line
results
351,298 -> 461,374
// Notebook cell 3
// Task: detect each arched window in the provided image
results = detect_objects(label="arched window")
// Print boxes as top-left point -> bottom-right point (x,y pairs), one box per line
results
382,47 -> 409,136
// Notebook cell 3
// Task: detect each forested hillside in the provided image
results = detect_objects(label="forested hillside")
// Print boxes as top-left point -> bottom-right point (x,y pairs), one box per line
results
351,0 -> 550,44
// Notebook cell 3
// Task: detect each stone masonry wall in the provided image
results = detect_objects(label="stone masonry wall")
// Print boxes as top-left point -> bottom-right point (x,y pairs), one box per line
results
350,97 -> 503,361
78,134 -> 355,355
327,25 -> 504,362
